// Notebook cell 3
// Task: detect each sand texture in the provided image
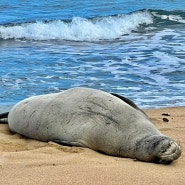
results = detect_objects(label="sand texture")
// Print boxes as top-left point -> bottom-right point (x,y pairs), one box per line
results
0,107 -> 185,185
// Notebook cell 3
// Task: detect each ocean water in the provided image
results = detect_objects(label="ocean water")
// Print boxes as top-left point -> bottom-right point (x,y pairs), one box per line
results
0,0 -> 185,111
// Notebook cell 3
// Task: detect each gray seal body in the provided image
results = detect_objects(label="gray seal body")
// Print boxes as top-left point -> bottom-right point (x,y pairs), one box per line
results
8,87 -> 181,163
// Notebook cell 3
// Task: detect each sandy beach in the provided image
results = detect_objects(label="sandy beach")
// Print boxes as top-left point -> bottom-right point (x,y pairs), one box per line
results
0,107 -> 184,185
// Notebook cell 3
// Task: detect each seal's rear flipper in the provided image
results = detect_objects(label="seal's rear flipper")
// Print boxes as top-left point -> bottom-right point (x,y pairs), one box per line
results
0,112 -> 9,119
53,139 -> 86,147
0,112 -> 9,124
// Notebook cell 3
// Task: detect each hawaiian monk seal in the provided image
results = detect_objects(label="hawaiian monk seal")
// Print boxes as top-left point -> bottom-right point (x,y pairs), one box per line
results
3,87 -> 181,163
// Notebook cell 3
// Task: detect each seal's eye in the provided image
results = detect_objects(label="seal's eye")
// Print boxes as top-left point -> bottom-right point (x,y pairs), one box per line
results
161,147 -> 166,153
168,142 -> 172,147
161,141 -> 173,153
161,149 -> 166,153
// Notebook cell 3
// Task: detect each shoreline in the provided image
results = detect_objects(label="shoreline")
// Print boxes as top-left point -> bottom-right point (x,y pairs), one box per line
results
0,106 -> 185,185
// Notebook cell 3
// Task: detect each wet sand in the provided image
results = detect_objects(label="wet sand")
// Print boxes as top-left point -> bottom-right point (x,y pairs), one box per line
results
0,107 -> 185,185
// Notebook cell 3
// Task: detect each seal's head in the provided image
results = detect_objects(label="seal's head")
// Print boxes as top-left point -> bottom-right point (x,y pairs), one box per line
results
135,135 -> 181,164
152,137 -> 181,164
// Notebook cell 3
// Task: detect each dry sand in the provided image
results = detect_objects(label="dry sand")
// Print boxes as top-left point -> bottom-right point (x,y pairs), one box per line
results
0,107 -> 185,185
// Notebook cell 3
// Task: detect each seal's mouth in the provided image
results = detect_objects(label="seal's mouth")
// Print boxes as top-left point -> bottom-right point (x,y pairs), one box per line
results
158,141 -> 182,164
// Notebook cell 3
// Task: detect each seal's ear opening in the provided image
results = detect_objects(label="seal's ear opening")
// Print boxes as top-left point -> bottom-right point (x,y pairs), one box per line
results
0,112 -> 9,124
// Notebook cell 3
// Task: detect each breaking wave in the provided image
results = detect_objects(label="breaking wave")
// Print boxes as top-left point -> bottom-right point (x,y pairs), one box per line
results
0,9 -> 184,42
0,10 -> 153,41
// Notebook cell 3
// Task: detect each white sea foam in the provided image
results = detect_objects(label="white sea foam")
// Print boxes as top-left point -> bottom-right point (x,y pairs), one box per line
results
0,11 -> 153,41
152,11 -> 185,24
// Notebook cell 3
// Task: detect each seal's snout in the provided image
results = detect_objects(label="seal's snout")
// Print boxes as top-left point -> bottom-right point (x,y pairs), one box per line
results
159,141 -> 182,164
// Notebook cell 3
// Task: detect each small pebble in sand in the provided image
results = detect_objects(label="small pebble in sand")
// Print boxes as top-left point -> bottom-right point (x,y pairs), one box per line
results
163,118 -> 169,122
162,113 -> 171,116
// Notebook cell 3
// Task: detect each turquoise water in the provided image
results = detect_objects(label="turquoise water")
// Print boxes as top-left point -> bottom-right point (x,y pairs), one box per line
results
0,0 -> 185,111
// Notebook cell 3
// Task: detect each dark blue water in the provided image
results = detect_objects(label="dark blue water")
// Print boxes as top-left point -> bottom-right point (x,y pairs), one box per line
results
0,0 -> 185,112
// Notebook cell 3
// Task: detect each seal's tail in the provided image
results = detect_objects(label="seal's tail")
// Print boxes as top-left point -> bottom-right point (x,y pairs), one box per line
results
0,112 -> 9,124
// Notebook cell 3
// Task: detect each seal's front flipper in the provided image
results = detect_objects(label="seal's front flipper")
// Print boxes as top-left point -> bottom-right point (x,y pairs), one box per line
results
53,139 -> 86,147
0,112 -> 9,124
110,93 -> 139,109
111,93 -> 147,116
